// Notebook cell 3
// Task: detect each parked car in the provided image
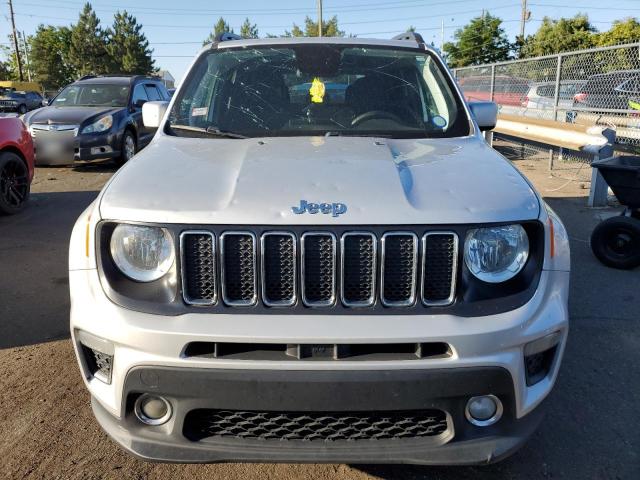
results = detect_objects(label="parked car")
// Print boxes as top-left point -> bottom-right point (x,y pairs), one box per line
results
573,70 -> 640,111
457,75 -> 530,107
522,80 -> 586,110
0,117 -> 34,214
0,90 -> 44,114
22,75 -> 170,166
69,33 -> 570,465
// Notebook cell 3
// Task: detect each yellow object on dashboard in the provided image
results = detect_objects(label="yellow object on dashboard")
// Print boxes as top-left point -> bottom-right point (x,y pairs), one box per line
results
309,77 -> 325,103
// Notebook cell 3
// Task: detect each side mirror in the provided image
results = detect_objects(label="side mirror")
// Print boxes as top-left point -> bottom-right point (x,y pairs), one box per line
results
42,99 -> 49,106
142,101 -> 169,128
469,101 -> 498,131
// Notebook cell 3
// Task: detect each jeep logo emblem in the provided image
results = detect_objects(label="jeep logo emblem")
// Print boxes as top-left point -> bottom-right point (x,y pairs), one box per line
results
292,200 -> 347,217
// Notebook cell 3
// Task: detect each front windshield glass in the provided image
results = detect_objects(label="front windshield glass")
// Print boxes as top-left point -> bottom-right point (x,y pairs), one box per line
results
168,45 -> 469,138
52,84 -> 130,107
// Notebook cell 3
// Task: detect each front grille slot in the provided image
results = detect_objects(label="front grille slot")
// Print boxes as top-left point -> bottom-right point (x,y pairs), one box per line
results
180,231 -> 216,305
422,233 -> 458,306
183,341 -> 452,361
301,233 -> 336,306
381,233 -> 418,306
341,233 -> 377,307
220,232 -> 257,306
261,232 -> 296,306
183,408 -> 448,442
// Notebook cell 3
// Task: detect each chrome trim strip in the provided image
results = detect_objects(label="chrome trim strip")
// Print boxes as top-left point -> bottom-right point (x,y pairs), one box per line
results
220,231 -> 258,307
180,230 -> 217,306
300,232 -> 337,307
260,231 -> 297,307
380,232 -> 418,307
421,232 -> 459,307
340,232 -> 377,308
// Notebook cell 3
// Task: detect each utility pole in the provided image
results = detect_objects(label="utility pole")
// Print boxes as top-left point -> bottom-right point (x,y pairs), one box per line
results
317,0 -> 323,37
440,19 -> 444,51
21,31 -> 31,82
520,0 -> 529,39
7,0 -> 24,81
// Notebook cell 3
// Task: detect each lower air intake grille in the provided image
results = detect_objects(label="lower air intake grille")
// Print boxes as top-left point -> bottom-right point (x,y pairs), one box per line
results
422,233 -> 457,305
221,233 -> 256,305
301,233 -> 336,306
183,408 -> 448,442
181,232 -> 216,305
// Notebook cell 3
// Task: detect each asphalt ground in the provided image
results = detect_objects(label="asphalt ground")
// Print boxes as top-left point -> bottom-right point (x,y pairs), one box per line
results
0,159 -> 638,479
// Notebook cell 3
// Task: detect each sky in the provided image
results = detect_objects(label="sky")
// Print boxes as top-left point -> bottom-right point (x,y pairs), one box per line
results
2,0 -> 640,84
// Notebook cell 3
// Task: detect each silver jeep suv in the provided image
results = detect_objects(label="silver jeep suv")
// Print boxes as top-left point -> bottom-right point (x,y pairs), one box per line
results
69,33 -> 570,465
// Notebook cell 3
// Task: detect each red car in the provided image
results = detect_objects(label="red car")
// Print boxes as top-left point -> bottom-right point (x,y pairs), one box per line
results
0,117 -> 34,214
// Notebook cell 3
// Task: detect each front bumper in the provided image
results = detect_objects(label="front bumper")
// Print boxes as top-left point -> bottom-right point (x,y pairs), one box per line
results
70,264 -> 569,464
33,131 -> 121,166
92,366 -> 544,465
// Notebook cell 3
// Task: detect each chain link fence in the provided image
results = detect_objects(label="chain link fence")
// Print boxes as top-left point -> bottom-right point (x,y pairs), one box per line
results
454,42 -> 640,152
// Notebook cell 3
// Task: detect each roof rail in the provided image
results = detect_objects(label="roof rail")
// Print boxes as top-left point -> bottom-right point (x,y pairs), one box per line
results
392,31 -> 425,46
216,32 -> 242,42
77,74 -> 97,81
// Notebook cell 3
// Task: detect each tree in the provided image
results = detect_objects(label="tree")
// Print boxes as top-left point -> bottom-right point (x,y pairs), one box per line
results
442,13 -> 512,67
521,15 -> 596,57
204,17 -> 232,44
69,3 -> 110,76
29,25 -> 75,90
285,16 -> 345,37
107,11 -> 155,75
597,18 -> 640,46
240,18 -> 258,39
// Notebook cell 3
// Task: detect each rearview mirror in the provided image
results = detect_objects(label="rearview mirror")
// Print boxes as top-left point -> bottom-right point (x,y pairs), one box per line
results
142,101 -> 169,128
469,101 -> 498,131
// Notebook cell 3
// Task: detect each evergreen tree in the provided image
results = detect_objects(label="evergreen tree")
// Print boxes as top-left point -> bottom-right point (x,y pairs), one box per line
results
204,18 -> 232,44
107,11 -> 155,75
442,13 -> 512,67
29,25 -> 75,90
285,16 -> 344,37
69,3 -> 110,76
521,15 -> 596,57
240,18 -> 259,39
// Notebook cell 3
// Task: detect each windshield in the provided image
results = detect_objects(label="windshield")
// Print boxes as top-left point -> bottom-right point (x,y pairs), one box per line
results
168,45 -> 469,138
52,84 -> 130,107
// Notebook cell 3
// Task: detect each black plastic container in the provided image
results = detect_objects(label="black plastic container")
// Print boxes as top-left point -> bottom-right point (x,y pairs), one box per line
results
592,156 -> 640,208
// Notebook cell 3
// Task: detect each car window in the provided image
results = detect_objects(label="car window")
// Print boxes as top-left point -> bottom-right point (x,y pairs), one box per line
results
144,84 -> 162,101
155,83 -> 170,100
169,45 -> 470,139
52,84 -> 130,107
132,83 -> 149,105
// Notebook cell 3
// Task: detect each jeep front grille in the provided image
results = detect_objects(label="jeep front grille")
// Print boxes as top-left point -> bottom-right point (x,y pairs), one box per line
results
180,229 -> 458,309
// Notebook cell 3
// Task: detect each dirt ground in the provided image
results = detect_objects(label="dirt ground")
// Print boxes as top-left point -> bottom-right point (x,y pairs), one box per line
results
1,157 -> 638,480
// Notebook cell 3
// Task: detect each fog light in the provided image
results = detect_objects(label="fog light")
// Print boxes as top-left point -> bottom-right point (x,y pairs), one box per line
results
465,395 -> 503,426
134,394 -> 172,426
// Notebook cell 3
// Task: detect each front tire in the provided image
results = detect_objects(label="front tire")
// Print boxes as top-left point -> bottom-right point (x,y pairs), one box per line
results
17,104 -> 27,115
0,152 -> 30,215
117,130 -> 137,165
591,216 -> 640,269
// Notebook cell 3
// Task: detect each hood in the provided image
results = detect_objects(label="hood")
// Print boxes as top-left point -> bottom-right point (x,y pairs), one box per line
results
100,135 -> 540,225
24,106 -> 122,126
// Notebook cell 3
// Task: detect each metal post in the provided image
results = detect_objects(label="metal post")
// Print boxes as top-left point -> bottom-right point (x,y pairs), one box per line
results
588,128 -> 616,207
548,148 -> 554,173
489,65 -> 496,102
7,0 -> 24,81
552,54 -> 563,121
317,0 -> 323,37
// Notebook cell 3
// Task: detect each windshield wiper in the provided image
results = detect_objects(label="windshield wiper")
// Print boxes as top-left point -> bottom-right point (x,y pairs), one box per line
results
169,124 -> 247,139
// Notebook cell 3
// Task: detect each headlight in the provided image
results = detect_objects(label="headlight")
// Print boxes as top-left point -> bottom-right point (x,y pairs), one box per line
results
464,224 -> 529,283
81,115 -> 113,134
110,224 -> 175,282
